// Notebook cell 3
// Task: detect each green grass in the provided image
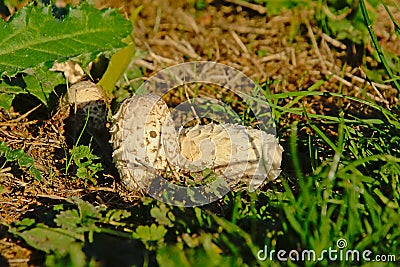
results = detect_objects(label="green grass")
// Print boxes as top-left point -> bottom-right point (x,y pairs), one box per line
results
360,0 -> 400,92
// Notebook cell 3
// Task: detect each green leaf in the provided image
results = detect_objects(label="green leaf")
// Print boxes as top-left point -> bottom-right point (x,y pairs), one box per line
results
13,218 -> 36,231
29,166 -> 43,181
0,94 -> 14,111
54,198 -> 102,240
157,239 -> 236,267
4,148 -> 18,162
9,223 -> 81,255
0,142 -> 11,157
0,84 -> 26,110
76,166 -> 90,178
75,198 -> 102,220
132,224 -> 167,249
157,246 -> 191,267
0,2 -> 132,77
70,145 -> 103,183
14,149 -> 34,167
54,209 -> 82,233
105,209 -> 131,223
150,203 -> 175,227
133,224 -> 167,242
0,142 -> 42,180
44,243 -> 88,267
23,64 -> 65,105
98,42 -> 136,97
71,145 -> 99,165
98,6 -> 142,97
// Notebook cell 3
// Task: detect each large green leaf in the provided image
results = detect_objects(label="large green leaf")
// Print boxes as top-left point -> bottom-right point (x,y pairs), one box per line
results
8,218 -> 83,255
0,3 -> 132,77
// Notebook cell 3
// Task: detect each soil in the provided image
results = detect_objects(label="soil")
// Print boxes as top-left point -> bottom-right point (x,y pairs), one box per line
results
0,0 -> 399,266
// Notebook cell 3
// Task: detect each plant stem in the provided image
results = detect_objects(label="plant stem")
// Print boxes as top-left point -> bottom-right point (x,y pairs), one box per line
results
359,0 -> 400,92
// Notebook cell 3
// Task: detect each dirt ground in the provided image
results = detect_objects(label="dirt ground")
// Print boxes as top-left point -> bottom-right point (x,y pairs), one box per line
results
0,0 -> 399,266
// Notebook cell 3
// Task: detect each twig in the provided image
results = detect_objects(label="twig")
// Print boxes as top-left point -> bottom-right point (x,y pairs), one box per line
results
324,60 -> 394,90
0,120 -> 38,127
225,0 -> 267,14
302,12 -> 326,71
165,36 -> 201,59
219,24 -> 269,35
320,37 -> 335,64
36,194 -> 70,201
357,67 -> 386,100
7,259 -> 29,263
290,47 -> 297,67
259,51 -> 287,62
184,84 -> 201,125
179,10 -> 200,34
225,37 -> 240,56
0,167 -> 12,173
321,32 -> 346,49
324,70 -> 389,104
134,59 -> 156,70
143,41 -> 178,65
89,186 -> 116,192
127,76 -> 149,86
0,104 -> 41,127
241,53 -> 266,79
322,4 -> 352,21
28,141 -> 62,148
0,129 -> 62,147
181,39 -> 200,58
13,180 -> 29,187
229,29 -> 249,54
213,39 -> 220,61
153,7 -> 162,33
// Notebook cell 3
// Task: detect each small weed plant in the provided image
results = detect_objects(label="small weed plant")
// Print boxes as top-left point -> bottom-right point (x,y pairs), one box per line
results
0,141 -> 42,180
65,108 -> 104,184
